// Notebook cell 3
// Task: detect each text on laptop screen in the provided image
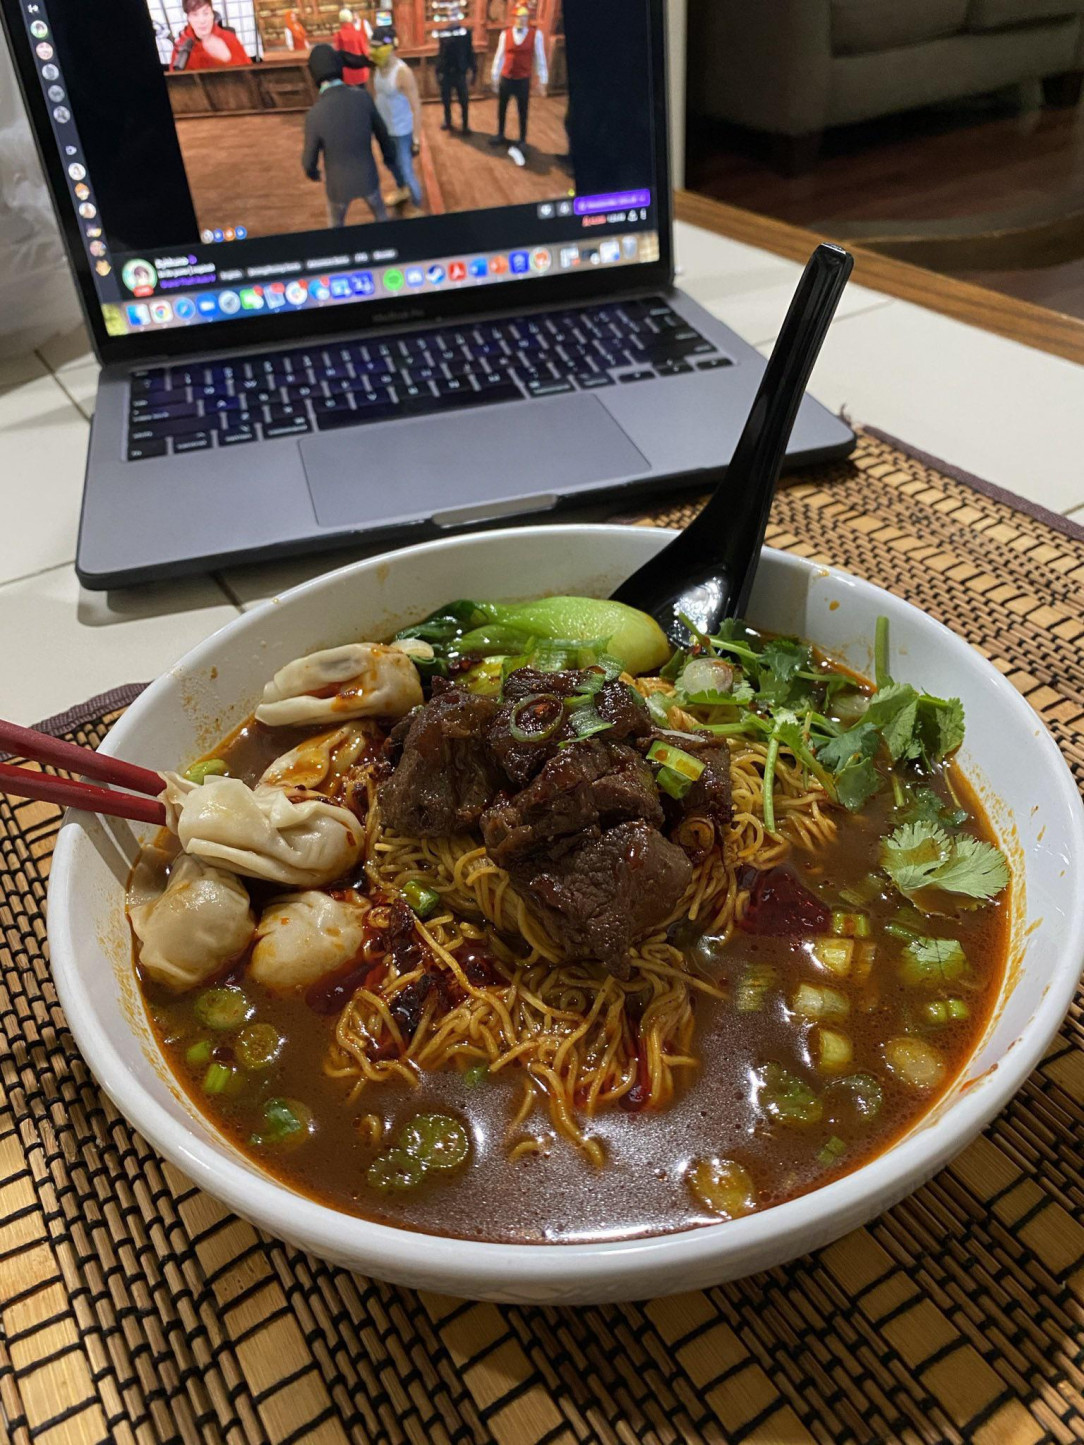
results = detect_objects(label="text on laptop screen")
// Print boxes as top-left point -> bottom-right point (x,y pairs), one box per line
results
17,0 -> 661,337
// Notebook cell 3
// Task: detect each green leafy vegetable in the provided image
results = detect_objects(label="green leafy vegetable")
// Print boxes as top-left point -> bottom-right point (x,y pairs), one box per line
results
470,597 -> 669,675
184,758 -> 228,785
898,786 -> 968,830
251,1097 -> 313,1147
881,822 -> 1010,903
900,936 -> 968,988
756,1062 -> 823,1126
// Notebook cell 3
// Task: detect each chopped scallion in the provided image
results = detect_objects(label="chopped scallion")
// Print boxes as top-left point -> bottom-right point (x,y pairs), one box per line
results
185,1039 -> 212,1067
815,1027 -> 853,1073
792,982 -> 850,1022
811,937 -> 854,977
193,986 -> 252,1032
402,879 -> 440,920
921,998 -> 970,1026
184,758 -> 228,785
817,1135 -> 848,1166
202,1062 -> 233,1095
830,910 -> 871,939
735,962 -> 777,1012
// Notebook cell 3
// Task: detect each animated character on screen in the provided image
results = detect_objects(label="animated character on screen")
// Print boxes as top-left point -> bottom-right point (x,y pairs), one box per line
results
370,25 -> 424,209
490,4 -> 547,154
335,7 -> 370,84
284,9 -> 309,50
434,5 -> 475,134
302,44 -> 397,227
170,0 -> 250,70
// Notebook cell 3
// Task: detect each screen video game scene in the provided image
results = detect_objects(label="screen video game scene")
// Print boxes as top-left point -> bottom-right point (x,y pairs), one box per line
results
159,0 -> 571,237
16,0 -> 659,337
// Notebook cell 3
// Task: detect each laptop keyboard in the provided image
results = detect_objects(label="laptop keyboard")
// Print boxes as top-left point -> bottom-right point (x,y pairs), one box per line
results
125,297 -> 730,461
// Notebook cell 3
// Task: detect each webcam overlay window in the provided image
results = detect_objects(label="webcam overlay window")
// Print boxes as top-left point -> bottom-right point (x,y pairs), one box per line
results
19,0 -> 661,336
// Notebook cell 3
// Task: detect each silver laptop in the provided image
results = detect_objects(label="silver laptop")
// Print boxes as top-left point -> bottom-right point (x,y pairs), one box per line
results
4,0 -> 853,589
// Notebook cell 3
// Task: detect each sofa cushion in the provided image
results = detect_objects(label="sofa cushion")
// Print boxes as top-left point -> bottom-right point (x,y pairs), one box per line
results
832,0 -> 970,55
967,0 -> 1084,29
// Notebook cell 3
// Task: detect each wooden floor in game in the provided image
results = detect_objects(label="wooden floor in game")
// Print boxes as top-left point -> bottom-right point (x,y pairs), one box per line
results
177,94 -> 571,242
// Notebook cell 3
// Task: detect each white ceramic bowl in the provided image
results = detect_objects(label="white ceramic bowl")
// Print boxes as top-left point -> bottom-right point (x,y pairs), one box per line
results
48,525 -> 1084,1304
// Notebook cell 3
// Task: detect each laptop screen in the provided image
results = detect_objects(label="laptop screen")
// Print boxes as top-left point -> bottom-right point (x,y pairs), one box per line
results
12,0 -> 663,343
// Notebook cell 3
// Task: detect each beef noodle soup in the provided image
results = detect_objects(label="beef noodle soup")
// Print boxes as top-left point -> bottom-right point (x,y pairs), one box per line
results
129,597 -> 1010,1243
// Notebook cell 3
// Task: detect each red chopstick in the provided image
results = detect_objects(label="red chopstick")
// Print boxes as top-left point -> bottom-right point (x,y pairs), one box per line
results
0,719 -> 163,796
0,763 -> 166,825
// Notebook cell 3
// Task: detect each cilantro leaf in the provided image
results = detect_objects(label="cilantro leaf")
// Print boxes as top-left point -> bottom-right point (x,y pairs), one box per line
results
881,821 -> 1009,903
834,757 -> 882,811
757,638 -> 814,707
917,694 -> 965,763
900,936 -> 968,988
861,682 -> 965,767
816,720 -> 880,773
898,786 -> 968,830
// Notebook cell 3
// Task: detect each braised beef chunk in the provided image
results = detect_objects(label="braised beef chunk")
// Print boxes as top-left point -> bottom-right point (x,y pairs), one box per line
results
489,666 -> 650,784
676,744 -> 733,834
379,686 -> 503,836
480,740 -> 662,869
517,822 -> 692,976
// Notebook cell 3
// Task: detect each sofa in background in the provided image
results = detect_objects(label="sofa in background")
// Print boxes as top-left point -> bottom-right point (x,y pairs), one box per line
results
687,0 -> 1084,172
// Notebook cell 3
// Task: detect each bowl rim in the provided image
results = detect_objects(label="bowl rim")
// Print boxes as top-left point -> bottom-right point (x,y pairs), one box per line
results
48,524 -> 1084,1294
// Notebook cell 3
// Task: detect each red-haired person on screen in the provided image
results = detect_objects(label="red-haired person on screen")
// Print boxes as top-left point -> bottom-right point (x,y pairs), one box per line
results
170,0 -> 251,71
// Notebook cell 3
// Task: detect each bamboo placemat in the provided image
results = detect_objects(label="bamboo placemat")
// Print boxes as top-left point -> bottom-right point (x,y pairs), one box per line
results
2,429 -> 1084,1445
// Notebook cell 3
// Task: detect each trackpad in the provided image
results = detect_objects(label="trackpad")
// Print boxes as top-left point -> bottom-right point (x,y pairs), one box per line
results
300,395 -> 649,531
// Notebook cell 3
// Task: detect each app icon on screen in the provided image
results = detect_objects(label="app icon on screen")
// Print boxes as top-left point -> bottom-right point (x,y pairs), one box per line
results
47,84 -> 64,103
201,228 -> 214,243
150,300 -> 173,324
352,271 -> 375,296
174,297 -> 196,320
67,161 -> 86,180
265,285 -> 286,310
509,250 -> 530,275
383,269 -> 404,292
489,254 -> 508,275
218,291 -> 241,314
448,261 -> 467,283
426,264 -> 445,285
621,235 -> 639,259
74,182 -> 89,200
34,42 -> 53,59
236,226 -> 247,239
29,19 -> 48,38
469,257 -> 488,279
121,258 -> 157,295
95,260 -> 111,276
224,227 -> 235,242
405,267 -> 424,288
78,202 -> 96,219
308,279 -> 330,302
240,288 -> 264,310
599,238 -> 621,265
284,281 -> 307,306
531,247 -> 552,273
42,63 -> 59,80
212,229 -> 224,243
52,106 -> 70,124
88,240 -> 105,257
196,293 -> 219,317
329,276 -> 352,298
125,303 -> 150,327
559,246 -> 580,269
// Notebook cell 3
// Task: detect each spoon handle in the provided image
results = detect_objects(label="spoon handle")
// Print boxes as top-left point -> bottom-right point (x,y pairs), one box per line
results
612,243 -> 852,627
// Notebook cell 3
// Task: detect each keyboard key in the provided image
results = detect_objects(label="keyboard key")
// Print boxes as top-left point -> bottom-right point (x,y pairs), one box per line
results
127,438 -> 168,461
313,395 -> 354,416
129,401 -> 200,423
130,413 -> 218,440
263,417 -> 312,438
575,373 -> 615,389
264,402 -> 306,424
204,396 -> 246,415
618,370 -> 655,383
526,378 -> 575,398
656,361 -> 693,376
316,399 -> 399,430
221,424 -> 257,446
173,431 -> 213,453
696,356 -> 734,371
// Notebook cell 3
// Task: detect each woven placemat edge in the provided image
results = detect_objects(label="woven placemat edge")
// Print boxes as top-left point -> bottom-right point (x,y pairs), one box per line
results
32,681 -> 149,737
863,425 -> 1084,543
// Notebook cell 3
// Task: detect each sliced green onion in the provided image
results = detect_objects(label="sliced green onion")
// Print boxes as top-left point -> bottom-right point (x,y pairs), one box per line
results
646,691 -> 674,726
921,998 -> 970,1026
825,1072 -> 884,1126
756,1062 -> 823,1126
508,693 -> 565,742
463,1063 -> 489,1088
811,937 -> 854,977
830,910 -> 871,939
656,765 -> 691,800
235,1022 -> 283,1071
184,758 -> 228,785
884,920 -> 921,942
185,1039 -> 212,1067
462,659 -> 505,696
817,1135 -> 847,1166
793,982 -> 850,1021
400,1112 -> 470,1171
815,1027 -> 853,1073
687,1157 -> 756,1220
735,962 -> 777,1012
884,1036 -> 946,1089
367,1147 -> 427,1193
202,1062 -> 233,1095
193,986 -> 252,1032
567,703 -> 611,740
852,941 -> 876,982
647,739 -> 707,782
250,1096 -> 312,1147
402,879 -> 440,920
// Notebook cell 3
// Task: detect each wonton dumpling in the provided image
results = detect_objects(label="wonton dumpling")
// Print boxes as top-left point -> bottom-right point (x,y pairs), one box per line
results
162,774 -> 363,887
255,642 -> 425,728
129,854 -> 255,992
259,723 -> 377,792
249,890 -> 368,991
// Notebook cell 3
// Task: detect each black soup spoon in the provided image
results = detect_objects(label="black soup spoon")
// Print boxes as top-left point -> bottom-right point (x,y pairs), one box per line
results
610,242 -> 854,645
